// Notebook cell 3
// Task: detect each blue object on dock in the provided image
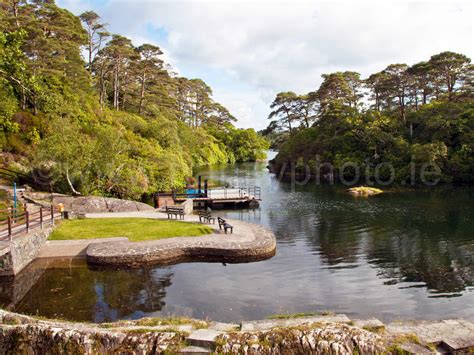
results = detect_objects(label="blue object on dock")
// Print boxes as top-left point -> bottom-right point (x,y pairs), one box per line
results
13,182 -> 17,213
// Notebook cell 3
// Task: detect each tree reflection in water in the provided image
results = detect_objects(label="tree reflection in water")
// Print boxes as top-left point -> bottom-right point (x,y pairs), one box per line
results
3,261 -> 173,322
266,186 -> 473,294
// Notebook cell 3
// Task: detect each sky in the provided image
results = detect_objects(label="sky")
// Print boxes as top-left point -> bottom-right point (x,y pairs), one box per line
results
58,0 -> 473,130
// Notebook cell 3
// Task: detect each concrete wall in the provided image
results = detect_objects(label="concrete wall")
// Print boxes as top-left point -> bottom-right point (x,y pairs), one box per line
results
180,199 -> 194,215
0,226 -> 53,277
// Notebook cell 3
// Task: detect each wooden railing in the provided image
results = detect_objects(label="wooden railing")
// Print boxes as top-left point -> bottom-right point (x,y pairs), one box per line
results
0,205 -> 62,241
157,186 -> 262,200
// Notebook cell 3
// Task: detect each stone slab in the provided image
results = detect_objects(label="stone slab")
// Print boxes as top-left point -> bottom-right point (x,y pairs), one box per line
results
179,345 -> 211,354
37,237 -> 129,258
186,329 -> 223,348
114,324 -> 194,333
386,319 -> 474,351
399,342 -> 433,354
352,318 -> 385,329
208,322 -> 239,332
240,314 -> 351,332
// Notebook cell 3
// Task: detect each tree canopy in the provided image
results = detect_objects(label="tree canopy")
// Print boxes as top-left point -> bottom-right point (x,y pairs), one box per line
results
264,51 -> 473,183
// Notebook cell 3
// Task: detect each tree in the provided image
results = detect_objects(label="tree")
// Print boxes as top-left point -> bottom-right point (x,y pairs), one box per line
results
343,71 -> 363,107
134,44 -> 164,114
428,51 -> 471,101
407,61 -> 433,106
295,93 -> 318,128
38,118 -> 93,195
382,64 -> 410,122
365,71 -> 390,111
207,102 -> 237,126
316,71 -> 362,113
268,92 -> 300,133
0,29 -> 30,112
1,1 -> 90,115
79,11 -> 109,74
94,35 -> 136,110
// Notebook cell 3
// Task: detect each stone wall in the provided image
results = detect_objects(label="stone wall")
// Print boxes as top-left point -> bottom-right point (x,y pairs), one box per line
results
2,309 -> 471,354
0,226 -> 53,277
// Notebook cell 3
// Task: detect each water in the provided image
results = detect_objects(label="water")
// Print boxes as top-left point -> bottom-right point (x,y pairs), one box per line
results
1,155 -> 473,323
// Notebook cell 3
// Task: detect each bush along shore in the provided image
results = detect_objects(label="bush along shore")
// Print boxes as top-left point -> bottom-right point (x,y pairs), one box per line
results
1,310 -> 473,354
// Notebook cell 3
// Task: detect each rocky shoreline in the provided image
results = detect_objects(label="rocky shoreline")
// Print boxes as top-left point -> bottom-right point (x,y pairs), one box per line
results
0,309 -> 472,354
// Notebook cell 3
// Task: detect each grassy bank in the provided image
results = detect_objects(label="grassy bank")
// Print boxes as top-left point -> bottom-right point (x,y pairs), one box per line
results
49,218 -> 213,242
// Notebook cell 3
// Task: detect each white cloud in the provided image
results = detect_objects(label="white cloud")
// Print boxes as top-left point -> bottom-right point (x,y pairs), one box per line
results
59,0 -> 473,129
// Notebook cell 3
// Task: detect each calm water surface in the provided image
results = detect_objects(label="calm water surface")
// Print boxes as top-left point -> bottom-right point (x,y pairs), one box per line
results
1,155 -> 473,322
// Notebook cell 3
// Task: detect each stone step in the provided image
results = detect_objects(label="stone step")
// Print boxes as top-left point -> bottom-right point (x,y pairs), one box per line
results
185,329 -> 222,348
399,342 -> 436,354
179,345 -> 211,354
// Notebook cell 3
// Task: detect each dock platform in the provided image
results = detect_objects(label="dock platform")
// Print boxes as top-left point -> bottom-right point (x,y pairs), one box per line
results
161,187 -> 261,209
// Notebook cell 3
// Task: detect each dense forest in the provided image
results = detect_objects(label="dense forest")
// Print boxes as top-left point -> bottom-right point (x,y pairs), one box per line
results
0,1 -> 268,199
264,52 -> 473,184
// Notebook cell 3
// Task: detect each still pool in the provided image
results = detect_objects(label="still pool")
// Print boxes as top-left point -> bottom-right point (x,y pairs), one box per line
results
0,159 -> 473,323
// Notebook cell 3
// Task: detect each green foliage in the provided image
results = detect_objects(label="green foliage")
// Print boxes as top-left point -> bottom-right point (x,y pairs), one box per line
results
0,1 -> 268,199
207,123 -> 269,162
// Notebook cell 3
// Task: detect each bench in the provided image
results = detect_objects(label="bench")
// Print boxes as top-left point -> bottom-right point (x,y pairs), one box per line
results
166,206 -> 185,220
217,217 -> 233,234
197,210 -> 216,224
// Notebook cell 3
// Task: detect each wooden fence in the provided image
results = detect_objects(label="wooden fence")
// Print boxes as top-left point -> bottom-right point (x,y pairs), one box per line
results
0,205 -> 62,241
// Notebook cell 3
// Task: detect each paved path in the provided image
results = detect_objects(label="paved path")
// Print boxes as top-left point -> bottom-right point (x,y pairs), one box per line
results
38,237 -> 129,258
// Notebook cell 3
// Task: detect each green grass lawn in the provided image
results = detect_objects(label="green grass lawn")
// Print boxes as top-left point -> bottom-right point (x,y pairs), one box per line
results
49,218 -> 213,242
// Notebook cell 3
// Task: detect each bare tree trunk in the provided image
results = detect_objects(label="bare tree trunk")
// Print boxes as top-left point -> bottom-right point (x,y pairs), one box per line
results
398,94 -> 406,123
113,67 -> 119,110
88,38 -> 93,73
21,87 -> 26,110
12,1 -> 20,27
65,167 -> 81,196
139,72 -> 146,114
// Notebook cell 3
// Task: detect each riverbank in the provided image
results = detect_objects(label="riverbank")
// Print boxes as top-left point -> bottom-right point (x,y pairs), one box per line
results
1,309 -> 472,354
